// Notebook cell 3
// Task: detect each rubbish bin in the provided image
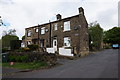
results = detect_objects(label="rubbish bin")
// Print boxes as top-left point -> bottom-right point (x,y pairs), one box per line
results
2,53 -> 8,63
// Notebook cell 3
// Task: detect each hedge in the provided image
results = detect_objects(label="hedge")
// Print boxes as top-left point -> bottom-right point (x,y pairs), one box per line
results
8,52 -> 57,65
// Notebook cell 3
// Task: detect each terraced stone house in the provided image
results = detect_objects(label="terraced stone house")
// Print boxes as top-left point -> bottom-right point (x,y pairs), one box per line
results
25,7 -> 89,56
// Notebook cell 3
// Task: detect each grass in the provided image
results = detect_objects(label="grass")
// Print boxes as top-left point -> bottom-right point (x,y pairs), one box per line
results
2,61 -> 48,70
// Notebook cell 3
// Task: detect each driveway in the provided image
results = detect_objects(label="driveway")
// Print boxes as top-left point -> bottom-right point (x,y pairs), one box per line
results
3,49 -> 118,78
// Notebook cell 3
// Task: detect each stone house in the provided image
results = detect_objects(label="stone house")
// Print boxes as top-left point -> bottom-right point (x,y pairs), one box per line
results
25,7 -> 89,56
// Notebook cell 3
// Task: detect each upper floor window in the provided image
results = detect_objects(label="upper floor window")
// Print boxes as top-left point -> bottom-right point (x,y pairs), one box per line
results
27,30 -> 31,37
64,37 -> 71,47
54,23 -> 58,31
64,21 -> 70,31
41,27 -> 45,34
35,28 -> 38,32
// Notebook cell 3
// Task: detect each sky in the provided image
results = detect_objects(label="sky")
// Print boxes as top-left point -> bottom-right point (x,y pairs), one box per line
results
0,0 -> 119,40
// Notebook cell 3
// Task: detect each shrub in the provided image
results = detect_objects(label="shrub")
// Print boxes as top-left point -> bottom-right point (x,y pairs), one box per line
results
2,48 -> 8,53
15,55 -> 21,62
8,52 -> 57,65
20,54 -> 29,62
27,44 -> 38,51
103,45 -> 111,49
10,40 -> 22,50
9,55 -> 16,62
24,47 -> 30,52
8,52 -> 29,62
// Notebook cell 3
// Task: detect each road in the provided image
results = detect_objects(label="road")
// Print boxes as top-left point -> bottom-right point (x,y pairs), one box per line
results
3,49 -> 118,78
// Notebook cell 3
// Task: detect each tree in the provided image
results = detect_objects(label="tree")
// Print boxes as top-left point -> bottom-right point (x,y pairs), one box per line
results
2,35 -> 19,48
103,27 -> 120,45
2,29 -> 19,49
2,29 -> 16,36
89,21 -> 103,50
22,35 -> 25,40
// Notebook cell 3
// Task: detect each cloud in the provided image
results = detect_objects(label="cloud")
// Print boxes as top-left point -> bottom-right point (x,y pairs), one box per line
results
0,0 -> 119,39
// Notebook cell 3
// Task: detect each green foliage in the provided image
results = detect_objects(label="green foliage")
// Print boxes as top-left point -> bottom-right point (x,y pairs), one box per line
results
22,35 -> 25,40
15,55 -> 21,62
2,61 -> 48,70
9,55 -> 16,62
27,44 -> 38,51
8,52 -> 57,65
9,53 -> 29,62
103,27 -> 120,45
2,35 -> 19,48
2,48 -> 8,53
20,54 -> 29,62
10,40 -> 21,50
89,21 -> 103,51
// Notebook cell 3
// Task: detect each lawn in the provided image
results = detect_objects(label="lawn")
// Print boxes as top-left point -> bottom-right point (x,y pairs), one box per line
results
2,61 -> 48,70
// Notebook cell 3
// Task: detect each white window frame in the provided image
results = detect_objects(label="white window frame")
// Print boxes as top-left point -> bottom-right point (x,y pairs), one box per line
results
64,37 -> 71,47
54,23 -> 58,31
27,30 -> 31,37
35,28 -> 38,32
41,27 -> 45,34
64,21 -> 70,31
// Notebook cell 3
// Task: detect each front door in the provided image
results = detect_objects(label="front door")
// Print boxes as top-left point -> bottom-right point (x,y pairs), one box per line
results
53,39 -> 57,51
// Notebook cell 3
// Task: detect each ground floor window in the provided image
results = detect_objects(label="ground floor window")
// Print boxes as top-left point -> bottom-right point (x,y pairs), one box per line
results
64,37 -> 71,47
27,41 -> 31,45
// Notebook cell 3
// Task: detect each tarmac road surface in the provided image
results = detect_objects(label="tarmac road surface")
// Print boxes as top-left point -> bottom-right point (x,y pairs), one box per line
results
3,49 -> 119,78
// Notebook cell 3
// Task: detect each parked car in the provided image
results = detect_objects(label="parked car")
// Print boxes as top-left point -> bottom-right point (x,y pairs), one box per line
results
112,44 -> 119,49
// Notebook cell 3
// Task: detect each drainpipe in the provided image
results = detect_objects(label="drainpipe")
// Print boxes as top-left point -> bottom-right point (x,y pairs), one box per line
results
38,24 -> 40,49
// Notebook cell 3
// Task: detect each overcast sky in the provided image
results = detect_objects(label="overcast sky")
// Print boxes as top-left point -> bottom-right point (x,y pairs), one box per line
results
0,0 -> 119,39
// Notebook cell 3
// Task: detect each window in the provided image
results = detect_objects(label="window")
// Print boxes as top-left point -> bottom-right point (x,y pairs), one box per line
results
27,30 -> 31,37
35,28 -> 38,32
41,27 -> 45,34
54,23 -> 58,30
64,37 -> 71,47
27,41 -> 31,45
64,21 -> 70,31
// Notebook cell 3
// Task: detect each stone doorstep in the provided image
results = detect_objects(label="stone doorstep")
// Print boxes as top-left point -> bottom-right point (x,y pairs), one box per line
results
57,55 -> 75,60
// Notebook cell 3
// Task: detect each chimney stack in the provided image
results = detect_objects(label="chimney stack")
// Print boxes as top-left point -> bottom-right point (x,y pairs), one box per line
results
56,14 -> 62,20
78,7 -> 84,15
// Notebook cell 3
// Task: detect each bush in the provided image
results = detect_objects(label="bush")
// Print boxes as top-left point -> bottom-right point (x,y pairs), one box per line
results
2,48 -> 8,53
10,40 -> 22,50
8,52 -> 57,65
8,52 -> 29,62
27,44 -> 38,51
20,54 -> 29,62
9,55 -> 16,62
103,45 -> 111,49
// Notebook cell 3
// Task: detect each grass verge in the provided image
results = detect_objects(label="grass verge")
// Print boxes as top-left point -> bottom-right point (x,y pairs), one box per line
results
2,61 -> 48,70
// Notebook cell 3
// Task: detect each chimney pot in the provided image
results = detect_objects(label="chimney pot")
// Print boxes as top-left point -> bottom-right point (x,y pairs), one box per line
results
78,7 -> 84,15
56,14 -> 62,20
